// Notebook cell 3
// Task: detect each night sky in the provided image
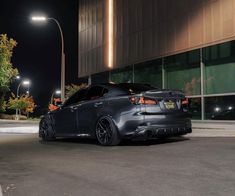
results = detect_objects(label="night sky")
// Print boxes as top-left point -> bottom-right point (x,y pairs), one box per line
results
1,0 -> 79,115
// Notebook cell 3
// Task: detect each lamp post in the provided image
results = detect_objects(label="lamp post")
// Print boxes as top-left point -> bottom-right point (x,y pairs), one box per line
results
17,80 -> 30,97
31,16 -> 65,102
16,80 -> 30,120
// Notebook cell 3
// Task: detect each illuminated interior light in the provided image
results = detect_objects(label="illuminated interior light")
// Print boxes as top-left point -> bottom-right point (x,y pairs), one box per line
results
108,0 -> 113,68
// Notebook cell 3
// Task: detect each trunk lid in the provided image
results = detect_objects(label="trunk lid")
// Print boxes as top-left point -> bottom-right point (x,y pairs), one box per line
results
142,90 -> 186,113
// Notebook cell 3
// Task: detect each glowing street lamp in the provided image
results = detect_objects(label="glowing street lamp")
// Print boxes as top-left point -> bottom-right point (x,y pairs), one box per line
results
17,80 -> 30,97
16,79 -> 30,120
31,16 -> 47,21
31,15 -> 65,102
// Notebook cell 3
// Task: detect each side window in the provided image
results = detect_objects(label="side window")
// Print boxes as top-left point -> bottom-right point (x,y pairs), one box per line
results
85,86 -> 107,101
64,88 -> 87,107
102,88 -> 108,96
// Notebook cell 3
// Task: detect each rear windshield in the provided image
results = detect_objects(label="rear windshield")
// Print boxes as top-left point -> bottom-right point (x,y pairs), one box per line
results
118,83 -> 157,94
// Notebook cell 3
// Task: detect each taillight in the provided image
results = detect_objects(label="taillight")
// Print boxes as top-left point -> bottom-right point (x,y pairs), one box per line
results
181,98 -> 189,105
129,96 -> 157,105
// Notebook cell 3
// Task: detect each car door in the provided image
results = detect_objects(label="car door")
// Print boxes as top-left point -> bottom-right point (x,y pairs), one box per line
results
77,86 -> 108,137
53,88 -> 88,137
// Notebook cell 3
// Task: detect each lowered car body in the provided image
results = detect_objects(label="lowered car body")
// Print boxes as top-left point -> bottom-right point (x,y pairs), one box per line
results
39,83 -> 192,145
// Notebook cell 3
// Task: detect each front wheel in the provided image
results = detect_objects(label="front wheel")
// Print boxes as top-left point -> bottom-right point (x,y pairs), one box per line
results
95,116 -> 121,146
39,116 -> 56,141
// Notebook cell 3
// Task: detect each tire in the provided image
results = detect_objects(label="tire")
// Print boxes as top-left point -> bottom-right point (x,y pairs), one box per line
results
95,116 -> 121,146
39,116 -> 56,141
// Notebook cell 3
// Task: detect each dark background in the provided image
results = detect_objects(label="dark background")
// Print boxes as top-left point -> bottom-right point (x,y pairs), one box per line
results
1,0 -> 79,115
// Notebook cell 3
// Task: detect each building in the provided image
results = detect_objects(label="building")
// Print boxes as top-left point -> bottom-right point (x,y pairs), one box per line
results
78,0 -> 235,121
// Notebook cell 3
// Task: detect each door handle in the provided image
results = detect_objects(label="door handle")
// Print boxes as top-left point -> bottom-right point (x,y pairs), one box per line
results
94,102 -> 103,107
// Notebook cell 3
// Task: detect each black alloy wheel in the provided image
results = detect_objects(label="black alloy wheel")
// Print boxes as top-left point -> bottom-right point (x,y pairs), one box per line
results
95,116 -> 120,146
39,116 -> 56,141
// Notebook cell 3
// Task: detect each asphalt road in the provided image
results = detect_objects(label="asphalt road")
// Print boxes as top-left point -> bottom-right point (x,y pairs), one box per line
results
0,134 -> 235,196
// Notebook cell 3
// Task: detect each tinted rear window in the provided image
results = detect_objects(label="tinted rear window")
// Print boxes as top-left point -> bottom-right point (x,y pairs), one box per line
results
118,83 -> 157,94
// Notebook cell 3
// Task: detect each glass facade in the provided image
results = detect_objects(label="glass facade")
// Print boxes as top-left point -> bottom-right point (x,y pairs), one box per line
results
205,96 -> 235,120
91,71 -> 109,84
203,42 -> 235,95
165,50 -> 201,96
134,59 -> 162,88
90,40 -> 235,120
189,98 -> 202,120
110,66 -> 133,83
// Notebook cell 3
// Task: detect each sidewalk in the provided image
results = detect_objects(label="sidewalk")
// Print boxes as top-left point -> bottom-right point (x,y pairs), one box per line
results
189,121 -> 235,137
0,119 -> 235,136
0,119 -> 39,133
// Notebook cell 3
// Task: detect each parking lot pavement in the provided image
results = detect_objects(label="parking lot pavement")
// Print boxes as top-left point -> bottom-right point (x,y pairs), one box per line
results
0,134 -> 235,196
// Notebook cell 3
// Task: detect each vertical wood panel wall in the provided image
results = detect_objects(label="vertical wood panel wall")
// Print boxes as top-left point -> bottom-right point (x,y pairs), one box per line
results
78,0 -> 235,77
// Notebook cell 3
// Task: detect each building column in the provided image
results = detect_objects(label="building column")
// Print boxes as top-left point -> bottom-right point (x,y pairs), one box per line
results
162,58 -> 165,89
200,48 -> 205,120
88,75 -> 91,85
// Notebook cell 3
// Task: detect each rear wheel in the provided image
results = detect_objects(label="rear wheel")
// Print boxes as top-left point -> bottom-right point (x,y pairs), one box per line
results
39,116 -> 56,141
95,116 -> 121,146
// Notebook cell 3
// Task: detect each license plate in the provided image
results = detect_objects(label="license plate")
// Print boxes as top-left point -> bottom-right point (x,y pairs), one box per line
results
164,101 -> 175,109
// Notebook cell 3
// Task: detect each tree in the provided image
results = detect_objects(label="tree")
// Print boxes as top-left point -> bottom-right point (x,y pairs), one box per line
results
0,34 -> 19,112
7,93 -> 36,117
65,83 -> 87,99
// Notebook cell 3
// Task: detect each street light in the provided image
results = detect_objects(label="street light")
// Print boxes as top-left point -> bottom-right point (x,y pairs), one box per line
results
16,80 -> 30,120
17,80 -> 30,97
31,15 -> 65,102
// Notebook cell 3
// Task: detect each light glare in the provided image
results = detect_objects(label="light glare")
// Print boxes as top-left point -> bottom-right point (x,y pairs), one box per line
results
23,80 -> 30,85
108,0 -> 113,68
215,107 -> 221,112
55,90 -> 61,95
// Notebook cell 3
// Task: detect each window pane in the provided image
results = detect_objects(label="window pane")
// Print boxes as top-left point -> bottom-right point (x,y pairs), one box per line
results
134,59 -> 162,88
64,89 -> 87,106
118,83 -> 157,94
189,98 -> 201,120
204,63 -> 235,94
86,86 -> 104,100
203,41 -> 235,94
205,96 -> 235,120
110,66 -> 133,83
165,50 -> 201,96
91,71 -> 109,84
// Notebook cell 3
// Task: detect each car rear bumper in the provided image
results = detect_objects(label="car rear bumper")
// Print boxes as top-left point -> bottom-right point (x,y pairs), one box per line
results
127,125 -> 192,139
119,113 -> 192,139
